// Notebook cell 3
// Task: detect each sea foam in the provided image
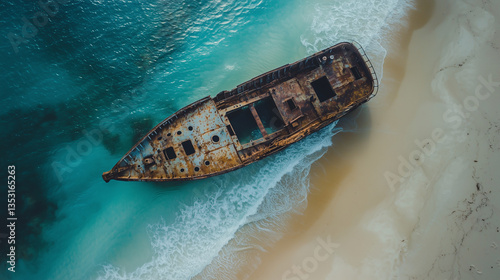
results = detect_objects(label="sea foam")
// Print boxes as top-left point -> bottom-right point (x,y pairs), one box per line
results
97,121 -> 338,279
96,0 -> 414,279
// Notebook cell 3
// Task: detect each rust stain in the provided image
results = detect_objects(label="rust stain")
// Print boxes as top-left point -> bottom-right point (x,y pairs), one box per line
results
102,42 -> 378,182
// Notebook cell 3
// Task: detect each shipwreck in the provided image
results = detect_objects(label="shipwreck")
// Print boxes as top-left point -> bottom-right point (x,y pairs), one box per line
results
102,42 -> 378,182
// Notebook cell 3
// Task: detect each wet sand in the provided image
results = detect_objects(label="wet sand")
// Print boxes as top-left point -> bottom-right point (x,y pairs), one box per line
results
246,0 -> 500,279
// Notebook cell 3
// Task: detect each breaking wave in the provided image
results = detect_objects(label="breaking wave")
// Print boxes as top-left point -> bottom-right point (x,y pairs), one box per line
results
3,0 -> 414,279
98,122 -> 339,280
97,0 -> 413,279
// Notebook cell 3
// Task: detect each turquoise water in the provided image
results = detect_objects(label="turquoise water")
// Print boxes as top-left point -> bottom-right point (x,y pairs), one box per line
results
0,0 -> 411,279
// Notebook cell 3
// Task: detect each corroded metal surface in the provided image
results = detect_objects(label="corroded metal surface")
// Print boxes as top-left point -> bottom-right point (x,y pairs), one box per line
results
103,98 -> 242,181
103,42 -> 378,182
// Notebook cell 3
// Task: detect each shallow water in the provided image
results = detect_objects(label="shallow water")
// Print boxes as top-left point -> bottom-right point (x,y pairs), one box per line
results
0,0 -> 412,279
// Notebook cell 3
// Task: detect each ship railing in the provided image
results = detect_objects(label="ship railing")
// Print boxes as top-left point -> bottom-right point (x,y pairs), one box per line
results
351,41 -> 379,97
215,41 -> 380,102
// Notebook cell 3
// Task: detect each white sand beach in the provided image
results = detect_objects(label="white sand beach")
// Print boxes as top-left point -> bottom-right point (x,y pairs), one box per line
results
246,0 -> 500,279
6,0 -> 498,279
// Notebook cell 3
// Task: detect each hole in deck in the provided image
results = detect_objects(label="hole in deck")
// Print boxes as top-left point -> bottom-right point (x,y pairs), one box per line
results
351,66 -> 363,80
177,131 -> 182,135
212,135 -> 220,143
181,140 -> 196,156
167,133 -> 172,137
311,76 -> 336,102
188,126 -> 193,131
194,167 -> 200,172
285,98 -> 297,111
254,96 -> 285,134
180,168 -> 185,172
226,125 -> 235,136
205,160 -> 210,166
143,157 -> 155,165
226,105 -> 263,145
163,147 -> 176,160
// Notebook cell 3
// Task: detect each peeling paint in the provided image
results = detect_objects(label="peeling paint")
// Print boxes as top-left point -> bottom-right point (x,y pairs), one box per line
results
102,42 -> 378,182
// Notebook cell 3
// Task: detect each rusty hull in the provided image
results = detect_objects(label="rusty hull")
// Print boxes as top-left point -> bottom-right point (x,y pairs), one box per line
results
102,42 -> 378,182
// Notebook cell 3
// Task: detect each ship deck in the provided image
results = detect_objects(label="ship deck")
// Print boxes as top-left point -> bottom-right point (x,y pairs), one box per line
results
103,42 -> 378,182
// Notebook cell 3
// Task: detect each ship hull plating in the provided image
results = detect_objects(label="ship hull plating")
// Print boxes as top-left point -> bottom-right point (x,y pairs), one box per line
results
103,42 -> 378,182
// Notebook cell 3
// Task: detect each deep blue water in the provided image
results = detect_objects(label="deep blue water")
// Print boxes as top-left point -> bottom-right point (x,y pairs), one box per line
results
0,0 -> 411,279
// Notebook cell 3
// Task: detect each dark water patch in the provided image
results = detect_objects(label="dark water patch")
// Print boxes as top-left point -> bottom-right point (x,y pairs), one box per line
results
0,0 -> 257,276
39,106 -> 58,123
0,156 -> 58,272
1,0 -> 203,120
130,117 -> 154,145
102,132 -> 122,155
0,104 -> 69,266
0,92 -> 153,268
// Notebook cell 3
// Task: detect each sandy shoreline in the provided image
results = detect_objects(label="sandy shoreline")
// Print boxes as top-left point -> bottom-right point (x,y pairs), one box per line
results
245,0 -> 500,279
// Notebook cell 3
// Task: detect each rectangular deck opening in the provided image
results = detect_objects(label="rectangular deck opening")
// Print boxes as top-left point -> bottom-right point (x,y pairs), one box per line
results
285,98 -> 297,111
163,147 -> 177,160
254,96 -> 285,134
181,140 -> 196,156
226,105 -> 262,145
311,76 -> 336,102
226,125 -> 235,136
351,66 -> 363,80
